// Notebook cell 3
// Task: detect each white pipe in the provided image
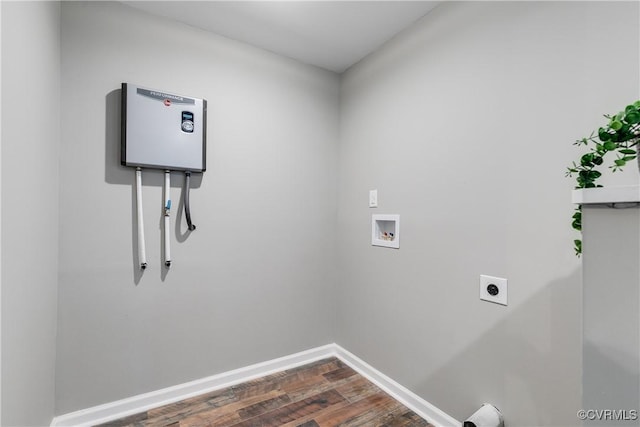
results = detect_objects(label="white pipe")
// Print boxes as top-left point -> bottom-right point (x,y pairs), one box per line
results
135,168 -> 147,269
164,170 -> 171,268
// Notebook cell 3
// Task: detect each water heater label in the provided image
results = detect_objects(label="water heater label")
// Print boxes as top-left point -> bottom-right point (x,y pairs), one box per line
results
136,88 -> 195,105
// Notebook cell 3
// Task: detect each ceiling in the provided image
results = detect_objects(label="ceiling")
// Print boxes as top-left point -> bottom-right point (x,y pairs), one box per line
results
122,1 -> 440,73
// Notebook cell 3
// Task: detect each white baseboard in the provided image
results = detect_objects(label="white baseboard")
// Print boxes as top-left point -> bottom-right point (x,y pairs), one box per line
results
50,344 -> 335,427
51,343 -> 460,427
334,345 -> 461,427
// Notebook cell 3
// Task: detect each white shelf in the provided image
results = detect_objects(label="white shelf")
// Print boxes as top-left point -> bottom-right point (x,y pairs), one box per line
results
572,185 -> 640,205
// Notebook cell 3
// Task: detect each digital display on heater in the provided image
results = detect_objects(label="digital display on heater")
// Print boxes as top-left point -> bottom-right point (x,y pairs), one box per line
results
181,111 -> 194,133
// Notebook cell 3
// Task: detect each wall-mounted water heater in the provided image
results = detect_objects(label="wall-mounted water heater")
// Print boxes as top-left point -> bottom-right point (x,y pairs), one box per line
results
121,83 -> 207,270
121,83 -> 206,171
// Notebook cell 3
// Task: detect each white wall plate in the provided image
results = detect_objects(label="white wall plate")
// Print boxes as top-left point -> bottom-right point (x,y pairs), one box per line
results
479,274 -> 507,306
372,214 -> 399,249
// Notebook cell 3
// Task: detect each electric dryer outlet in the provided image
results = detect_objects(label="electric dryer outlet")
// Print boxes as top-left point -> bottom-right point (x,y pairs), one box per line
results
479,275 -> 508,306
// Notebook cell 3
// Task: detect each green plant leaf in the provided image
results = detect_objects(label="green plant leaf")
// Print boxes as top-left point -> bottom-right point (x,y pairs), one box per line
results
574,239 -> 582,256
615,159 -> 626,166
593,156 -> 604,165
580,153 -> 594,166
634,100 -> 640,109
598,128 -> 611,141
623,155 -> 636,161
611,120 -> 623,130
619,122 -> 631,135
626,111 -> 640,124
578,170 -> 601,180
619,149 -> 636,155
603,141 -> 617,151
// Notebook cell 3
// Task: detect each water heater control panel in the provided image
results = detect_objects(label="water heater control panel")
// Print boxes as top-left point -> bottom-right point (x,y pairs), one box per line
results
121,83 -> 206,172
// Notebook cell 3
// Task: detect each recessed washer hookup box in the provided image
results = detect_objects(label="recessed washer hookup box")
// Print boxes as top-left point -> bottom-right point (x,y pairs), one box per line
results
121,83 -> 207,172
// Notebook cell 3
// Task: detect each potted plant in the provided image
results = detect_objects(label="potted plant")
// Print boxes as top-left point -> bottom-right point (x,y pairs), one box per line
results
566,100 -> 640,256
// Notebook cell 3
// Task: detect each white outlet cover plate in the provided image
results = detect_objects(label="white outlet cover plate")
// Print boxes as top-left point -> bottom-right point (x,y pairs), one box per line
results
369,189 -> 378,208
480,274 -> 508,306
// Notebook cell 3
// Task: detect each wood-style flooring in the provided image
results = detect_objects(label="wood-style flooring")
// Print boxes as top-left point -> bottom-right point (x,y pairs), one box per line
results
96,357 -> 434,427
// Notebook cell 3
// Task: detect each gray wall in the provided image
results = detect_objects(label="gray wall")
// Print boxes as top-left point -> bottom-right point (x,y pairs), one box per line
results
583,206 -> 640,426
1,1 -> 61,425
5,2 -> 639,424
55,1 -> 339,414
337,2 -> 639,426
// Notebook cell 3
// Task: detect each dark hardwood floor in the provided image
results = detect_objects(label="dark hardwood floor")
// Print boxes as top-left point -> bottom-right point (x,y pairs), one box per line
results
96,357 -> 434,427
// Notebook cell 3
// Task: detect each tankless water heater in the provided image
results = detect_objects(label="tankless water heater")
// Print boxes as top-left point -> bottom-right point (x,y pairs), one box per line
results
121,83 -> 206,172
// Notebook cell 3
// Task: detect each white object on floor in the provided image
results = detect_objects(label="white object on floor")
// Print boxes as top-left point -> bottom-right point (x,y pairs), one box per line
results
463,403 -> 504,427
